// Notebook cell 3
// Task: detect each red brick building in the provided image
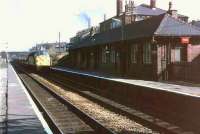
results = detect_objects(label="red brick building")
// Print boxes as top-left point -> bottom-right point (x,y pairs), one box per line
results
67,1 -> 200,82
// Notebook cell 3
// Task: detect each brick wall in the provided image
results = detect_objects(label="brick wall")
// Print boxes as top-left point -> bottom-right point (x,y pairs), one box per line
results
170,44 -> 200,82
187,44 -> 200,62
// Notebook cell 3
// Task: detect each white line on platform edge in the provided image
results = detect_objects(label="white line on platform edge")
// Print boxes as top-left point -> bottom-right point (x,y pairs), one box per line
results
51,67 -> 200,98
10,64 -> 53,134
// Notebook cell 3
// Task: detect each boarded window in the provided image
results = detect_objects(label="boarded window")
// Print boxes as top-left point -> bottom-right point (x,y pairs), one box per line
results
131,44 -> 138,63
143,43 -> 152,64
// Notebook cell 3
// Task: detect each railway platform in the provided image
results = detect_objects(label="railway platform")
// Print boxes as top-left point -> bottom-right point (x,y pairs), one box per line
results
0,59 -> 51,134
52,66 -> 200,97
51,66 -> 200,133
0,58 -> 7,133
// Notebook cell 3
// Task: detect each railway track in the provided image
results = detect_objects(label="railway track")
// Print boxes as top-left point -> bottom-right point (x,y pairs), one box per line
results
43,70 -> 192,134
13,64 -> 159,134
14,66 -> 116,134
14,63 -> 197,134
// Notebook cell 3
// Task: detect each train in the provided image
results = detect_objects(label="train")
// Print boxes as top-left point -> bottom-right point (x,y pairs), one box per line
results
24,50 -> 51,71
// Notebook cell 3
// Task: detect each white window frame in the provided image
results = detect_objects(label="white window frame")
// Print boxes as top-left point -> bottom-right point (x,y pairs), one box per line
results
143,43 -> 152,64
174,47 -> 181,62
131,44 -> 138,64
102,45 -> 111,64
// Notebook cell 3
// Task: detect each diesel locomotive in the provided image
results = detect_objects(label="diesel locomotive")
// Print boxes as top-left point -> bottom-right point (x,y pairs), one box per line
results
25,51 -> 51,71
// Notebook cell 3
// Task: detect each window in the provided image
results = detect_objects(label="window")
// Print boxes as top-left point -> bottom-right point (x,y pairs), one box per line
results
175,48 -> 181,62
131,44 -> 138,63
102,46 -> 110,63
77,51 -> 81,65
143,43 -> 152,64
136,16 -> 145,21
110,21 -> 121,29
135,16 -> 150,21
174,47 -> 181,62
110,46 -> 116,63
102,47 -> 106,63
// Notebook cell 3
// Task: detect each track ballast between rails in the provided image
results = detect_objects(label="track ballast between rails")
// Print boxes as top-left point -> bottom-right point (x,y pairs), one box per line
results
14,65 -> 116,134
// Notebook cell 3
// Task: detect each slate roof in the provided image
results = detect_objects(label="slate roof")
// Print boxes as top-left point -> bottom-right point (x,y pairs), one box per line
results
70,14 -> 200,50
155,15 -> 200,36
127,4 -> 188,18
191,21 -> 200,28
133,4 -> 166,16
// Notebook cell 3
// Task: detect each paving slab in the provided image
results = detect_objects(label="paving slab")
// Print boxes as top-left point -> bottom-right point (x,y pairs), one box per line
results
3,63 -> 52,134
0,59 -> 7,134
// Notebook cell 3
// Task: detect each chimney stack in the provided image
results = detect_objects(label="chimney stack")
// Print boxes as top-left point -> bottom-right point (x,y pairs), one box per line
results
125,0 -> 128,13
168,1 -> 178,18
125,0 -> 134,13
104,14 -> 106,21
150,0 -> 156,8
168,1 -> 172,11
117,0 -> 123,16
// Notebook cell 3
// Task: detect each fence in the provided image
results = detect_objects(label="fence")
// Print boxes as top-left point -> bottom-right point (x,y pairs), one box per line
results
169,62 -> 200,83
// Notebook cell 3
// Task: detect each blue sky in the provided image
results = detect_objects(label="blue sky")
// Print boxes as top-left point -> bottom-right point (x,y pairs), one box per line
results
0,0 -> 200,51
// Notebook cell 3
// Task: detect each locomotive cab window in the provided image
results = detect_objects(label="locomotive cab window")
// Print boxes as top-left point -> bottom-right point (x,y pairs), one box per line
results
37,51 -> 49,56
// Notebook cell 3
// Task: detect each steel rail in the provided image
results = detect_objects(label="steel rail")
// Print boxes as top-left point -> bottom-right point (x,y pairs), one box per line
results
15,66 -> 116,134
47,69 -> 193,134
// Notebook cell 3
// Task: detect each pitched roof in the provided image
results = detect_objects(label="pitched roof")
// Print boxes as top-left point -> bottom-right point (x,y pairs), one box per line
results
129,4 -> 188,19
191,21 -> 200,28
70,14 -> 200,50
155,14 -> 200,36
134,4 -> 166,16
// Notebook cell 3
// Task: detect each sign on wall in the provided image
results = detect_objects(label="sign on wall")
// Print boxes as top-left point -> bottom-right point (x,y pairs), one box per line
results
181,37 -> 190,44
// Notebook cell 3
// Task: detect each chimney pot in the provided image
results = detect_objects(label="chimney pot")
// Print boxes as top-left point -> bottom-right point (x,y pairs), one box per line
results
150,0 -> 156,8
104,14 -> 106,21
168,1 -> 172,11
167,1 -> 178,18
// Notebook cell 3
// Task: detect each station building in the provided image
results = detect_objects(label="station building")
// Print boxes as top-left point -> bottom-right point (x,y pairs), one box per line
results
68,0 -> 200,82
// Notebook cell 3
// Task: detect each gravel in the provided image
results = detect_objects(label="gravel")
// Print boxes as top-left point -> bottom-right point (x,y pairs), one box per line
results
32,74 -> 159,134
